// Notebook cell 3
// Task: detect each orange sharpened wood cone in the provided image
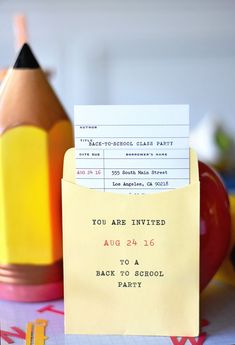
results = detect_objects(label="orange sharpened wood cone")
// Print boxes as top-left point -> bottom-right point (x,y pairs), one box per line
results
0,44 -> 74,302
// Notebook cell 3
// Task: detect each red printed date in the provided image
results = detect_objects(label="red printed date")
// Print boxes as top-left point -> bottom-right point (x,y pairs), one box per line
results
76,169 -> 102,176
103,239 -> 155,247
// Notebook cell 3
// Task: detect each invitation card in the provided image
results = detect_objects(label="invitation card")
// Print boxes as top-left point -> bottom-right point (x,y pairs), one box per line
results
62,105 -> 199,337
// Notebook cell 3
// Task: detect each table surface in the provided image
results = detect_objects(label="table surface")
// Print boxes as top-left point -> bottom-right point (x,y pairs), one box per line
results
0,281 -> 235,345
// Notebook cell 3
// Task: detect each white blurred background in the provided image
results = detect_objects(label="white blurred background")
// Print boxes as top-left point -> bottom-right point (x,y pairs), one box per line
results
0,0 -> 235,133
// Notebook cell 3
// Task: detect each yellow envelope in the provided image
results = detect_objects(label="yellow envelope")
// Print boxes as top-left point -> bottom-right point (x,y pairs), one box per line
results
62,148 -> 200,336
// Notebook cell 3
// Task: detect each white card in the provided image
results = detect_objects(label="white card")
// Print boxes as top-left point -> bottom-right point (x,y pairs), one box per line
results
74,105 -> 189,194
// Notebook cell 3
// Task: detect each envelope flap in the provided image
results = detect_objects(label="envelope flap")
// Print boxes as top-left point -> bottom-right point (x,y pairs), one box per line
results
190,148 -> 199,183
63,148 -> 198,185
63,148 -> 76,183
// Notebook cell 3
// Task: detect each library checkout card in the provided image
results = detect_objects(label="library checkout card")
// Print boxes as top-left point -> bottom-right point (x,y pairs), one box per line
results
74,105 -> 189,194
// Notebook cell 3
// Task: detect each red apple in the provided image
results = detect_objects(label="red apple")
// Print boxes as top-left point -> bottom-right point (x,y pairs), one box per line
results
199,161 -> 231,290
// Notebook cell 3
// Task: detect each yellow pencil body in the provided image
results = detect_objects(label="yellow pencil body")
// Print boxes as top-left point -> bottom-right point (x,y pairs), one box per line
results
0,43 -> 74,302
0,121 -> 73,264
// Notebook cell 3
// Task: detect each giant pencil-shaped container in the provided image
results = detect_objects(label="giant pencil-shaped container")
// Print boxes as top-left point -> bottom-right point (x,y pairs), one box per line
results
0,44 -> 73,302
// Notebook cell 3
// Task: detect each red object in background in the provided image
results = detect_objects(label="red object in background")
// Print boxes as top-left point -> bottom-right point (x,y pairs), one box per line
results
199,161 -> 231,290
